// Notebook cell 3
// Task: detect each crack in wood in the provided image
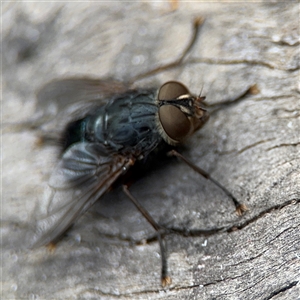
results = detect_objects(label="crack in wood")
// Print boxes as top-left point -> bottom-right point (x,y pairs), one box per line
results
160,199 -> 298,239
266,142 -> 300,151
92,198 -> 299,246
262,281 -> 298,300
227,199 -> 300,232
188,57 -> 300,71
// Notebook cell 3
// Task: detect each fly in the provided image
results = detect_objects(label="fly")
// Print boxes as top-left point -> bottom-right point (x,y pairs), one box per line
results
29,18 -> 247,287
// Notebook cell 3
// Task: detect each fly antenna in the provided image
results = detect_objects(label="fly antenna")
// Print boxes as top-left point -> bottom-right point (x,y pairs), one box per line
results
198,85 -> 204,98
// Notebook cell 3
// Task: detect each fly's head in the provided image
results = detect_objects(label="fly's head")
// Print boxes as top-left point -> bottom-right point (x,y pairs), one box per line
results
157,81 -> 209,145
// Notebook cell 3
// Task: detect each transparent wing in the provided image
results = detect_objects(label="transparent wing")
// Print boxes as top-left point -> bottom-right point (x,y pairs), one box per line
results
31,142 -> 132,248
35,78 -> 129,132
4,78 -> 129,135
36,77 -> 128,113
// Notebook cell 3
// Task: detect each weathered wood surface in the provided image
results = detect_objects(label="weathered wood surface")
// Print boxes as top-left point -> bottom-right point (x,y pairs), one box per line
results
2,2 -> 299,299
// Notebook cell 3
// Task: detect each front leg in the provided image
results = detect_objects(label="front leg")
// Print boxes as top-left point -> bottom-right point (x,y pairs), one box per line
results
167,149 -> 248,216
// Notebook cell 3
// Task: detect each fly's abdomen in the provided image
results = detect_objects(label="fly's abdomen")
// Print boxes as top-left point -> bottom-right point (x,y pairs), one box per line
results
61,118 -> 87,152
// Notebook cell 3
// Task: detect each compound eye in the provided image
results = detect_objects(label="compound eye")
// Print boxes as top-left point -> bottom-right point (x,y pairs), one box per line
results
159,105 -> 190,142
158,81 -> 189,100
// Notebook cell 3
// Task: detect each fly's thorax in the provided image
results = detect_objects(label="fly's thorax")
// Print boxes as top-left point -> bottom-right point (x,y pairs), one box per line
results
155,81 -> 209,146
85,90 -> 163,154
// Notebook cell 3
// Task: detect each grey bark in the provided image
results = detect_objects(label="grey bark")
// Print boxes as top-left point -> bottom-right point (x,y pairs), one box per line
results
2,2 -> 299,300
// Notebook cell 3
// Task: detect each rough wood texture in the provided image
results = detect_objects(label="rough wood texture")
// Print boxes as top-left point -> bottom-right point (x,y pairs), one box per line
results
2,2 -> 299,299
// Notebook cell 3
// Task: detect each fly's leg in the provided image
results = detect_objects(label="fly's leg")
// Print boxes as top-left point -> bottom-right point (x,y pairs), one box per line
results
123,185 -> 161,231
122,185 -> 171,287
167,149 -> 248,216
129,17 -> 205,83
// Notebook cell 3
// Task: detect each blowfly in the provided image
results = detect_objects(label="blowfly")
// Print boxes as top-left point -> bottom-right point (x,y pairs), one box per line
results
30,18 -> 247,286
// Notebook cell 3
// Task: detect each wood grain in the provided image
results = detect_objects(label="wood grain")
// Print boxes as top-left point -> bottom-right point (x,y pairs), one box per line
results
2,2 -> 299,299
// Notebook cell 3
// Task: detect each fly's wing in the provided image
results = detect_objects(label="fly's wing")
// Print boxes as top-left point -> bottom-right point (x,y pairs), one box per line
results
4,78 -> 129,135
35,78 -> 129,134
36,78 -> 129,114
31,142 -> 133,248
